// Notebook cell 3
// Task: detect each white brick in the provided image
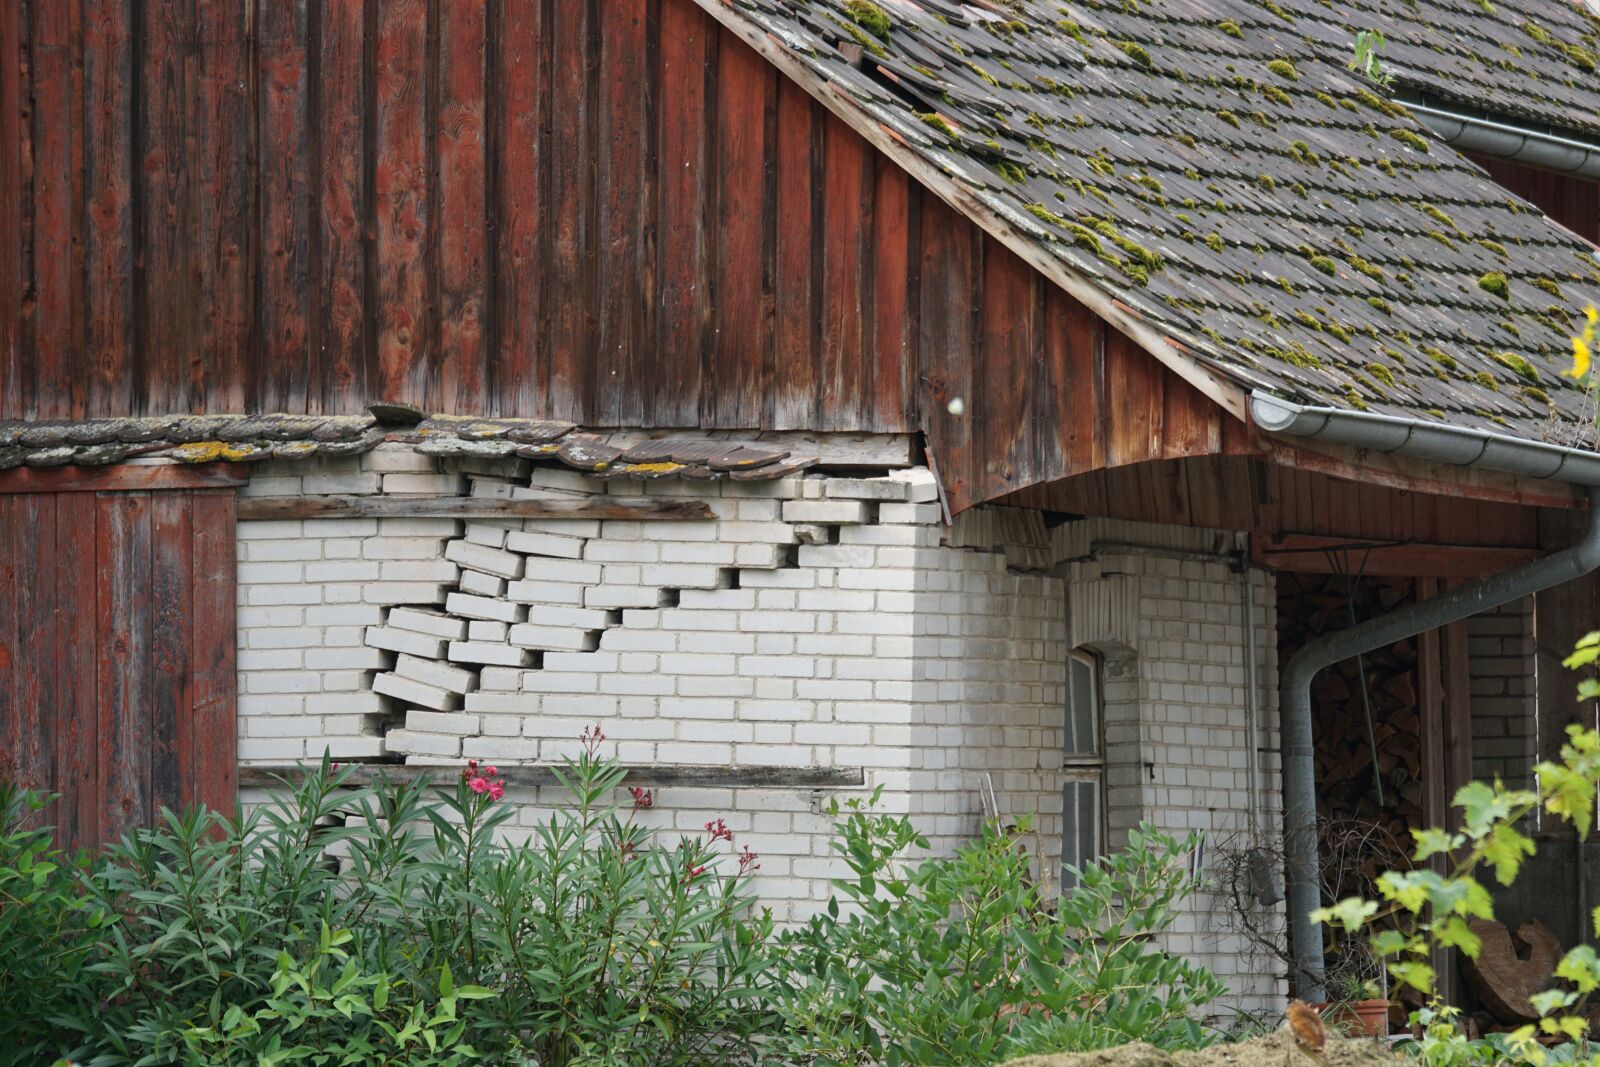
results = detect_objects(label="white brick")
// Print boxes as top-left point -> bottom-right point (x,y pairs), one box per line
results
468,620 -> 509,641
641,563 -> 726,588
505,580 -> 587,606
449,640 -> 533,667
306,604 -> 385,626
306,647 -> 387,671
523,468 -> 601,494
238,737 -> 307,761
446,539 -> 525,579
463,737 -> 539,761
879,502 -> 941,525
522,557 -> 603,584
379,559 -> 459,583
322,736 -> 387,759
585,585 -> 667,609
362,444 -> 437,472
464,523 -> 510,548
382,473 -> 466,494
303,471 -> 382,495
393,653 -> 478,694
365,625 -> 447,659
782,500 -> 867,524
509,624 -> 598,651
459,569 -> 508,597
404,709 -> 481,735
248,585 -> 322,606
824,478 -> 910,502
385,607 -> 468,640
506,530 -> 586,558
889,467 -> 939,502
383,729 -> 462,758
364,536 -> 455,560
526,605 -> 611,629
445,592 -> 526,623
373,671 -> 462,711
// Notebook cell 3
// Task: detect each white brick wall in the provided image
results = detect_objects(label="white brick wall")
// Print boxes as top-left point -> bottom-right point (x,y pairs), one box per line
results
1055,517 -> 1285,1018
1469,597 -> 1536,787
235,449 -> 1278,1014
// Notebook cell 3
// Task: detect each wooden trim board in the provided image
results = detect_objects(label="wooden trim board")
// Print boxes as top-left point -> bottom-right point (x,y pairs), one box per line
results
238,495 -> 714,521
241,762 -> 865,789
0,463 -> 248,493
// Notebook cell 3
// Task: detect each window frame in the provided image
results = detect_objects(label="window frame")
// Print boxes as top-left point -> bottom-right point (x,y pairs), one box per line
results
1060,647 -> 1108,891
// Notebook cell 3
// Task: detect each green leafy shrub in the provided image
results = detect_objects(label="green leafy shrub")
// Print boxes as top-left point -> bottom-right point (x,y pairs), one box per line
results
769,793 -> 1223,1065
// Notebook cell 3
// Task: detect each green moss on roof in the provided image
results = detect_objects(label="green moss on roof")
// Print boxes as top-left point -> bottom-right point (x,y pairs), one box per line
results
1477,271 -> 1510,299
918,112 -> 957,139
844,0 -> 892,42
1357,90 -> 1409,119
1216,110 -> 1242,128
1309,255 -> 1338,276
1530,277 -> 1565,298
1477,239 -> 1509,258
1131,174 -> 1163,193
1366,363 -> 1397,387
1390,129 -> 1431,153
1056,19 -> 1086,43
1218,19 -> 1243,37
1267,59 -> 1300,81
1367,297 -> 1392,313
1421,204 -> 1458,231
1204,233 -> 1225,252
1348,256 -> 1385,281
1423,345 -> 1459,372
1263,0 -> 1295,21
1521,20 -> 1553,44
1256,174 -> 1277,192
1523,386 -> 1551,405
996,160 -> 1027,183
1314,91 -> 1338,108
1289,141 -> 1319,166
1472,371 -> 1499,391
1492,352 -> 1540,382
1263,85 -> 1293,106
1115,40 -> 1154,68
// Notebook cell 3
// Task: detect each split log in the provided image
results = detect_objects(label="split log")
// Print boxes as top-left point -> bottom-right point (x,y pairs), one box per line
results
1462,918 -> 1563,1024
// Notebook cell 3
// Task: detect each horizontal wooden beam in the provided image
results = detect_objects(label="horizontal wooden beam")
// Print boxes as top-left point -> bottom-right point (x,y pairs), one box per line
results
0,462 -> 248,493
237,494 -> 714,521
240,762 -> 864,790
1255,533 -> 1542,578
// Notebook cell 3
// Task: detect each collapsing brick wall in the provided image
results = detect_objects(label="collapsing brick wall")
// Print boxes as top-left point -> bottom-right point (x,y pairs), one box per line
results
235,444 -> 1065,922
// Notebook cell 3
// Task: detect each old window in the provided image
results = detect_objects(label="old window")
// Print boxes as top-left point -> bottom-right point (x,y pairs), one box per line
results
1061,648 -> 1105,890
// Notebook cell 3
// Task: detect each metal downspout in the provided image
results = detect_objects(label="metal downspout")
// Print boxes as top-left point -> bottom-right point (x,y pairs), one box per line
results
1281,487 -> 1600,1002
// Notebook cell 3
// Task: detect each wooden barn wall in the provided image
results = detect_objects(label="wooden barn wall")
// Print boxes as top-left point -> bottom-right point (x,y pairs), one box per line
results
0,485 -> 237,851
1469,153 -> 1599,244
0,0 -> 1224,512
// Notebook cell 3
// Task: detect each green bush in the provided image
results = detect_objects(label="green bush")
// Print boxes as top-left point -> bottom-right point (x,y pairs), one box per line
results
769,792 -> 1224,1065
1,734 -> 1220,1066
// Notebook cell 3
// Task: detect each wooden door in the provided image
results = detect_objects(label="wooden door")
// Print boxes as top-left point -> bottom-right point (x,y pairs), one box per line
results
0,466 -> 241,851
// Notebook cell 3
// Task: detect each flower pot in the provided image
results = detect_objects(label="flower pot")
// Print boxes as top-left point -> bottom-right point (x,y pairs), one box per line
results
1314,998 -> 1392,1037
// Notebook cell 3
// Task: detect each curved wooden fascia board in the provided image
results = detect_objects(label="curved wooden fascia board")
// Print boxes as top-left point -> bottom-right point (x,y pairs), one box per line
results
690,0 -> 1249,425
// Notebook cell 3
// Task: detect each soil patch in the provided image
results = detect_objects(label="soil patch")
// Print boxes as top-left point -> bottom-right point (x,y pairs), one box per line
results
1002,1029 -> 1399,1067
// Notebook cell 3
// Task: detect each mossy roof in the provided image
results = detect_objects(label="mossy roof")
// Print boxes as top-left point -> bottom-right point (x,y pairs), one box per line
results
709,0 -> 1600,449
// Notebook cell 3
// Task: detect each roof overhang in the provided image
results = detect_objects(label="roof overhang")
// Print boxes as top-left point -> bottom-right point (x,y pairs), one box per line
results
1250,391 -> 1600,486
1398,93 -> 1600,181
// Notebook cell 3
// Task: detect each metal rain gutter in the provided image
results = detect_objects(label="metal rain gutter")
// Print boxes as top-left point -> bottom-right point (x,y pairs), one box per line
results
1252,392 -> 1600,1000
1398,97 -> 1600,180
1249,393 -> 1600,486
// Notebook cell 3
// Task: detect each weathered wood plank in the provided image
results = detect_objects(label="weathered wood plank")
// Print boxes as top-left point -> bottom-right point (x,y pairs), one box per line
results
53,491 -> 101,846
771,78 -> 819,431
594,0 -> 649,428
544,0 -> 592,423
189,490 -> 236,813
820,118 -> 872,431
0,0 -> 22,418
98,491 -> 153,842
436,0 -> 488,413
654,0 -> 712,426
316,0 -> 370,413
138,0 -> 195,412
8,496 -> 55,791
917,194 -> 976,510
237,494 -> 713,521
196,0 -> 250,413
1253,535 -> 1541,578
489,0 -> 545,417
707,32 -> 771,429
0,463 -> 248,494
374,0 -> 429,405
30,0 -> 85,418
0,499 -> 15,783
871,156 -> 915,434
241,762 -> 866,790
257,0 -> 311,412
83,0 -> 135,417
148,493 -> 192,815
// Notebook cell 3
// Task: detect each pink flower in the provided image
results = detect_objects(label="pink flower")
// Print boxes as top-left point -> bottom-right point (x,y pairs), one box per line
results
468,776 -> 489,794
484,765 -> 498,777
487,780 -> 505,801
738,846 -> 761,875
629,786 -> 654,809
705,818 -> 733,843
686,863 -> 706,879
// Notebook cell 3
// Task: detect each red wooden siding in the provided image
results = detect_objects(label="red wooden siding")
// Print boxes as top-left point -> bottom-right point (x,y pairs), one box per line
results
0,0 -> 1224,512
1470,154 -> 1600,245
0,485 -> 237,850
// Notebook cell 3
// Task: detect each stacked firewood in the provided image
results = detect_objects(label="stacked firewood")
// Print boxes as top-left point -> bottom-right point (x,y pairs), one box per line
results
1278,573 -> 1426,840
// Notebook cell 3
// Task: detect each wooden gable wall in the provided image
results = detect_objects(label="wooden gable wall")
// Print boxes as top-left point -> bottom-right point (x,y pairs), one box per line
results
0,0 -> 1226,512
1470,154 -> 1600,245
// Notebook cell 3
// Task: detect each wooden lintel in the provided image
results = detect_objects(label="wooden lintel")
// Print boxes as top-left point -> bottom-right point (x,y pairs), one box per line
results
0,462 -> 248,493
237,495 -> 715,521
240,762 -> 865,790
1256,436 -> 1583,510
1255,534 -> 1542,578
